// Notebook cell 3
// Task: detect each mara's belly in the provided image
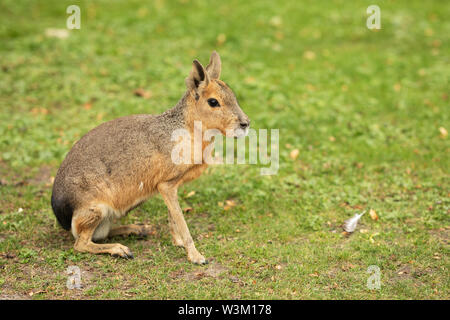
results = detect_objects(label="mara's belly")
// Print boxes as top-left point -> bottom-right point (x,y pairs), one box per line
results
109,181 -> 156,215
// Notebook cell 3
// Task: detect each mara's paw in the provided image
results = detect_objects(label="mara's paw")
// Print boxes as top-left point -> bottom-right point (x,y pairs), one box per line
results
111,244 -> 134,259
188,251 -> 208,265
137,224 -> 154,237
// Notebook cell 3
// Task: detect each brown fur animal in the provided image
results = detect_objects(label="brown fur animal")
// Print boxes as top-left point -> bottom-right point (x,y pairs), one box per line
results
51,51 -> 250,264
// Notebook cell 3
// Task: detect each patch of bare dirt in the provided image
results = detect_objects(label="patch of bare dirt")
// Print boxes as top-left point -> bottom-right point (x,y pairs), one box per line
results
172,262 -> 229,281
390,264 -> 435,283
2,261 -> 102,300
0,162 -> 55,188
0,160 -> 27,187
429,227 -> 449,245
0,293 -> 30,300
27,165 -> 54,186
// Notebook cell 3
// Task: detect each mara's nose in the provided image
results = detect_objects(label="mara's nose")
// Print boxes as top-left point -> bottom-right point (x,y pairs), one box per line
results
240,120 -> 250,129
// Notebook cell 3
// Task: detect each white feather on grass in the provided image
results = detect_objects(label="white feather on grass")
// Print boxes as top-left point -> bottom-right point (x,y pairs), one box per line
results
343,210 -> 367,233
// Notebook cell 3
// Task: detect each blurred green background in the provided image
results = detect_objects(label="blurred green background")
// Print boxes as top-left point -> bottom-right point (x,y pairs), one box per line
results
0,0 -> 448,299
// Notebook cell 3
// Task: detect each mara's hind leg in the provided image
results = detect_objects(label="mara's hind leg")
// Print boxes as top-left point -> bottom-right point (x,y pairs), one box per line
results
72,205 -> 134,259
108,224 -> 153,238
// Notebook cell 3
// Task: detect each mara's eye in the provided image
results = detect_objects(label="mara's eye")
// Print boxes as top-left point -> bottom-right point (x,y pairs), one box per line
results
207,98 -> 220,107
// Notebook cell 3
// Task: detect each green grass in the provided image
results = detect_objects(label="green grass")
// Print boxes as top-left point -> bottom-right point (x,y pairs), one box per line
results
0,0 -> 449,299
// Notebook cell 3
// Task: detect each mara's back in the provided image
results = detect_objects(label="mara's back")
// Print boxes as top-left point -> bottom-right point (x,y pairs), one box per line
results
51,113 -> 179,230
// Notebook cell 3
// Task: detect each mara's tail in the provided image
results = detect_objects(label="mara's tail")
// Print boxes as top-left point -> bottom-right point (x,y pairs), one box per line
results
51,193 -> 73,231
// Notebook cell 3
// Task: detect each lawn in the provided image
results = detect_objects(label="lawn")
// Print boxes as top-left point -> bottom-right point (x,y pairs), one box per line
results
0,0 -> 448,299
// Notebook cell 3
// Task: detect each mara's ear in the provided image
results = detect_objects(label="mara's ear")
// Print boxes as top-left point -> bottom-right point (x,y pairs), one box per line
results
206,51 -> 221,79
185,59 -> 210,93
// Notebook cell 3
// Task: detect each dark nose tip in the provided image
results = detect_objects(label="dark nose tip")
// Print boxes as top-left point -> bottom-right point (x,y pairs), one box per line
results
240,121 -> 249,129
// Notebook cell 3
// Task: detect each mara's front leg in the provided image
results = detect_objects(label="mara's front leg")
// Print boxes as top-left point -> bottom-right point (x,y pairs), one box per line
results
157,182 -> 207,264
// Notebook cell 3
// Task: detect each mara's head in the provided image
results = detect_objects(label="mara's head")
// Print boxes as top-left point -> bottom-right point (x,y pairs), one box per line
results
185,51 -> 250,138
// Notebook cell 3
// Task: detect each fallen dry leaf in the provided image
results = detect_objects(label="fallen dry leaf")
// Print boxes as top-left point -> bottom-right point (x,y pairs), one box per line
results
216,33 -> 226,46
369,209 -> 379,221
275,31 -> 284,40
226,199 -> 236,207
133,88 -> 152,99
186,191 -> 195,198
369,232 -> 380,243
424,28 -> 434,36
45,28 -> 69,39
269,16 -> 282,27
303,50 -> 316,60
439,127 -> 448,138
183,207 -> 193,213
31,107 -> 49,115
418,69 -> 426,76
244,76 -> 256,84
289,149 -> 299,160
224,199 -> 236,211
